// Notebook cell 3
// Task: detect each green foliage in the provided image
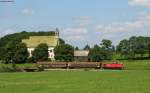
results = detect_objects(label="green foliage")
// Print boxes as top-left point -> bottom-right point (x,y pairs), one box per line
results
90,54 -> 102,62
54,55 -> 73,62
2,31 -> 150,62
83,44 -> 90,50
75,46 -> 79,50
26,57 -> 35,63
101,39 -> 112,49
32,43 -> 49,62
59,38 -> 65,45
0,66 -> 17,72
117,36 -> 150,59
0,64 -> 18,72
0,31 -> 65,63
0,31 -> 55,48
13,43 -> 29,64
2,42 -> 28,64
100,39 -> 114,60
89,39 -> 114,61
3,41 -> 17,63
54,44 -> 74,61
89,45 -> 102,62
0,31 -> 63,59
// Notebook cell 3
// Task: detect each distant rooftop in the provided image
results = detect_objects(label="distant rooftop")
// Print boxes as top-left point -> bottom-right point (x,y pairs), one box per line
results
74,50 -> 89,57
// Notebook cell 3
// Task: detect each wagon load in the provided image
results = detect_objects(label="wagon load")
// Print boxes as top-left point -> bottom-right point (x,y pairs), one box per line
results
37,62 -> 67,69
68,62 -> 101,69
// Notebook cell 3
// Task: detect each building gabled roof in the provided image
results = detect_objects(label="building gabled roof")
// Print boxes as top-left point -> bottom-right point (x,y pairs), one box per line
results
22,36 -> 59,48
74,50 -> 89,57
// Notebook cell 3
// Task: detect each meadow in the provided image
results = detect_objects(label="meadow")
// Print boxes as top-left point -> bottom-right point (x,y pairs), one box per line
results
0,60 -> 150,93
0,70 -> 150,93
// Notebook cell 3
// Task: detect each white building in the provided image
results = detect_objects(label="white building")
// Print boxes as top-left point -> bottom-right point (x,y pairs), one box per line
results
22,31 -> 59,60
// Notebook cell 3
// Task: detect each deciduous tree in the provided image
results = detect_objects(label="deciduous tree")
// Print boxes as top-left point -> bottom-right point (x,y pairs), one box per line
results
32,43 -> 49,62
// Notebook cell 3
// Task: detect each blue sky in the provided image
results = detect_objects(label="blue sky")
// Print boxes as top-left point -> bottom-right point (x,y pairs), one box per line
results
1,0 -> 150,48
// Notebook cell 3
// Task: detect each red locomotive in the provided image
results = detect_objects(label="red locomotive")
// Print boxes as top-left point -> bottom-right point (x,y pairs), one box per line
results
103,62 -> 124,70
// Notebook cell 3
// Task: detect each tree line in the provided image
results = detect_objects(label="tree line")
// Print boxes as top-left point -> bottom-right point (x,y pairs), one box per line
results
1,31 -> 150,64
117,36 -> 150,59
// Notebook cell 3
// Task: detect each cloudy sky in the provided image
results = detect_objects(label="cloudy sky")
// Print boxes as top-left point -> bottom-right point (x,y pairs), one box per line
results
0,0 -> 150,48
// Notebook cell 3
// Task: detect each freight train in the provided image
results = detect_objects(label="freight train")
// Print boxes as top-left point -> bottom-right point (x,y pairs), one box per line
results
37,62 -> 124,70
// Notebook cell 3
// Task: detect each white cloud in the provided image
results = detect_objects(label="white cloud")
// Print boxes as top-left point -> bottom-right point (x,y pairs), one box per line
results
61,27 -> 88,46
62,27 -> 88,35
129,0 -> 150,7
61,16 -> 93,46
66,35 -> 85,41
72,16 -> 93,27
95,13 -> 150,45
0,28 -> 15,37
96,13 -> 150,33
61,13 -> 150,47
21,9 -> 34,16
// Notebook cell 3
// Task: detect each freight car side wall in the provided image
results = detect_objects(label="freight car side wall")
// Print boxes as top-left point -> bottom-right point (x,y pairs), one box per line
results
37,62 -> 102,69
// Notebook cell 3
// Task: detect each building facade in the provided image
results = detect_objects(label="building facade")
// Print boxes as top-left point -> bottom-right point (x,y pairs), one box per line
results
22,31 -> 59,60
74,50 -> 90,62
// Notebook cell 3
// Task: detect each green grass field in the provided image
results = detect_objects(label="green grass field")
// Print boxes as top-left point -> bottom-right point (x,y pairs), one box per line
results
0,60 -> 150,93
121,60 -> 150,70
0,70 -> 150,93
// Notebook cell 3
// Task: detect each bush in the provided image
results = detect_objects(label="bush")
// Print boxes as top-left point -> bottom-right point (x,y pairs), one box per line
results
55,55 -> 73,62
26,57 -> 36,63
0,65 -> 17,72
90,55 -> 102,62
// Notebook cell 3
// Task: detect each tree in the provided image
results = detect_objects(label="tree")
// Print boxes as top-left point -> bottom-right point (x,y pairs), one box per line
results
135,36 -> 148,58
54,44 -> 74,61
89,39 -> 114,62
117,36 -> 150,59
89,45 -> 102,62
101,39 -> 112,49
13,43 -> 29,64
59,38 -> 65,45
83,44 -> 90,50
32,43 -> 49,62
75,46 -> 79,50
148,43 -> 150,58
3,41 -> 17,64
0,47 -> 6,61
3,42 -> 28,68
100,39 -> 113,60
117,39 -> 130,59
